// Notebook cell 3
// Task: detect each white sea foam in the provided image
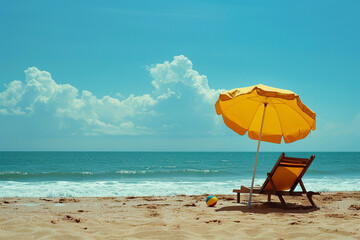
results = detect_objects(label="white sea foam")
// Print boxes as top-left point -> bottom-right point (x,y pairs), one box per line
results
302,178 -> 360,192
15,203 -> 40,206
0,177 -> 359,197
115,170 -> 139,174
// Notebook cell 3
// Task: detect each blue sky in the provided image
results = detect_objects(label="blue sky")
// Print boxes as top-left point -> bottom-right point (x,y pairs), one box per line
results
1,0 -> 359,151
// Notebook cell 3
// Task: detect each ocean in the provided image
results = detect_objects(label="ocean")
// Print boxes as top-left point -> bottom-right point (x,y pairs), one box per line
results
0,152 -> 359,197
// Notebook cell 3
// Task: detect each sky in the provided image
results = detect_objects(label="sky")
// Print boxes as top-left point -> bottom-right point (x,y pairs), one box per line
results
0,0 -> 359,151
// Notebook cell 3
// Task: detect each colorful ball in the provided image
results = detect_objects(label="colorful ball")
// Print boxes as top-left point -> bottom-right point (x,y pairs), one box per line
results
206,195 -> 217,207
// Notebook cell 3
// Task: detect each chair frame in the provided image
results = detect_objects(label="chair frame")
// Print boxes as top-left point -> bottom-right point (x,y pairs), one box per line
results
233,153 -> 319,206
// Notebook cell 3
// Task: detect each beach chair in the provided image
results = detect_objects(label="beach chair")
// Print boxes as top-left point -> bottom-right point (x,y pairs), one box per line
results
233,153 -> 319,206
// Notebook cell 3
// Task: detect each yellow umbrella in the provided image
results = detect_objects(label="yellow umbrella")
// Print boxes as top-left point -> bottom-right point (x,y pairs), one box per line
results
215,84 -> 316,207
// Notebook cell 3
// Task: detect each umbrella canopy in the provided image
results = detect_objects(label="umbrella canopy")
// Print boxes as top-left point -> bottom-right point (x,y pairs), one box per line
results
215,84 -> 316,207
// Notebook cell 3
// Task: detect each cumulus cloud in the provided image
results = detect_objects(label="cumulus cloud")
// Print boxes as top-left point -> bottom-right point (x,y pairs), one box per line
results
149,55 -> 225,103
0,55 -> 225,136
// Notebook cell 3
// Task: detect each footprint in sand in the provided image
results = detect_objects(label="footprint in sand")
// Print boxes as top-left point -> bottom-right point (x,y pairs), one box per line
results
147,205 -> 157,209
183,203 -> 196,207
348,204 -> 360,210
205,220 -> 221,224
63,215 -> 81,223
59,198 -> 79,203
126,197 -> 137,200
40,198 -> 52,202
149,211 -> 160,217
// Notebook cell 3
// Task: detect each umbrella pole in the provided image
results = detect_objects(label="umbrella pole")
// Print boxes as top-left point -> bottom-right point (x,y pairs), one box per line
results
247,103 -> 267,208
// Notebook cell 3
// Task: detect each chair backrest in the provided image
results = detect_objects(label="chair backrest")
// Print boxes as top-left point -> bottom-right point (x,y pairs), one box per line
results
260,153 -> 315,192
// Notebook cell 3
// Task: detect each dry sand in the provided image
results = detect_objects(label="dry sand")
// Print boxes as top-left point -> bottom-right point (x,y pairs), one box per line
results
1,192 -> 360,239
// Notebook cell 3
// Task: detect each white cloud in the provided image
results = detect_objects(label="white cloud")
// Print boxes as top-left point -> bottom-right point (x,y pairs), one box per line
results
0,67 -> 157,135
0,55 -> 225,136
0,109 -> 9,115
156,89 -> 177,100
149,55 -> 225,103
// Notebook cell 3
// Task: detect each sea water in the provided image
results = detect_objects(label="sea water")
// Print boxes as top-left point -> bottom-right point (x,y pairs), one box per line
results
0,152 -> 359,197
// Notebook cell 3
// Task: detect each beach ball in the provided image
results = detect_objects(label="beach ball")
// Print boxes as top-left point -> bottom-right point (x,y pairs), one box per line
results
206,195 -> 217,207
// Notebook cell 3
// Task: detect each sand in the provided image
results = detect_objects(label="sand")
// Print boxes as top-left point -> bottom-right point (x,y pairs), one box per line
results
1,192 -> 360,239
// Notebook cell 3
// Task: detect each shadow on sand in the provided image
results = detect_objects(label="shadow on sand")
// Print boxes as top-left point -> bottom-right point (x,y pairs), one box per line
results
216,202 -> 319,214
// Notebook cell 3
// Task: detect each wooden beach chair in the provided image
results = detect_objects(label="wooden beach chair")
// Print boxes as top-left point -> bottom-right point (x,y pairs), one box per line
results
233,153 -> 319,206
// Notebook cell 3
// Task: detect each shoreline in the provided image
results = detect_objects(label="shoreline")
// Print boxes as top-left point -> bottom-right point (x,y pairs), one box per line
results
1,191 -> 360,239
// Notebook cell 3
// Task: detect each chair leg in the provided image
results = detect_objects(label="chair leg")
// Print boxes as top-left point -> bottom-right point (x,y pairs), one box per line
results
277,193 -> 286,205
300,180 -> 316,207
307,193 -> 316,207
237,192 -> 240,203
267,173 -> 286,205
268,194 -> 271,202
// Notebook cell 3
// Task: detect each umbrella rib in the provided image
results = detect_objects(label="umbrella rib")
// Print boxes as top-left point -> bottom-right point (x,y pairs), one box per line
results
247,101 -> 263,132
249,95 -> 265,103
221,96 -> 262,113
221,98 -> 248,113
272,104 -> 285,139
275,98 -> 313,128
